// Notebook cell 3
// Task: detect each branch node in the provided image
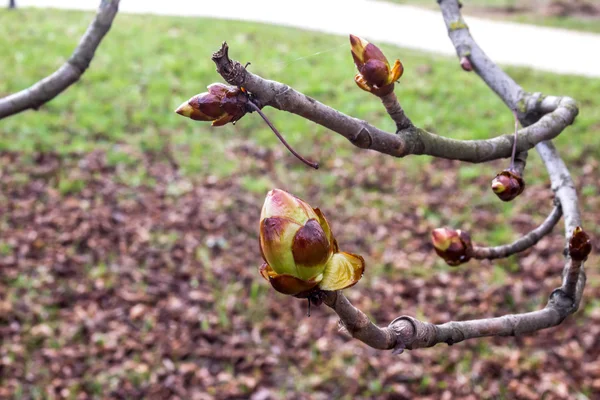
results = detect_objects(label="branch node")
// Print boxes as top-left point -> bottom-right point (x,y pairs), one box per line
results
351,128 -> 373,148
549,288 -> 575,310
388,316 -> 434,349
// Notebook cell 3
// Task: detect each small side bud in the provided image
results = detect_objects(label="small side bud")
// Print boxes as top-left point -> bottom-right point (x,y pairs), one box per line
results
460,56 -> 473,72
491,170 -> 525,202
569,226 -> 591,261
431,227 -> 472,266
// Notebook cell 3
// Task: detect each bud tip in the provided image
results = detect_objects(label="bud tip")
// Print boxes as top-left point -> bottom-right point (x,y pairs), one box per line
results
491,180 -> 506,193
175,102 -> 193,117
460,56 -> 473,72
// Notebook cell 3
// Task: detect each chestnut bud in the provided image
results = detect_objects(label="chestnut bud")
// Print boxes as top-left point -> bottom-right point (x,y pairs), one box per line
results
569,226 -> 591,261
350,34 -> 403,96
175,83 -> 248,126
431,227 -> 473,266
491,169 -> 525,202
259,189 -> 365,296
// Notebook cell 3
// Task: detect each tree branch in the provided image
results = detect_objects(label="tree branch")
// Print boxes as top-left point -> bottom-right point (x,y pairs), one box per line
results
323,291 -> 397,350
324,289 -> 573,351
562,258 -> 584,303
211,43 -> 577,163
472,205 -> 562,260
388,291 -> 573,350
0,0 -> 120,120
379,91 -> 413,131
321,0 -> 587,351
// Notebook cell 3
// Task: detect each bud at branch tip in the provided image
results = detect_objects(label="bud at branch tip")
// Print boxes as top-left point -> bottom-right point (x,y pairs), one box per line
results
431,227 -> 472,266
350,34 -> 403,96
259,189 -> 365,298
569,226 -> 591,261
491,109 -> 525,201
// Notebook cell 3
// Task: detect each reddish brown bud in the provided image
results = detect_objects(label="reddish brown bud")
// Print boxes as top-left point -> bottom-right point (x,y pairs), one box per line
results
350,34 -> 403,96
460,56 -> 473,72
431,227 -> 472,266
292,219 -> 331,267
569,226 -> 591,261
175,83 -> 248,126
491,170 -> 525,202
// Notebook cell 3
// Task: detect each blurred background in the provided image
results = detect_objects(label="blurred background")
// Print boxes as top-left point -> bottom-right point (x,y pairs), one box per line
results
1,0 -> 599,399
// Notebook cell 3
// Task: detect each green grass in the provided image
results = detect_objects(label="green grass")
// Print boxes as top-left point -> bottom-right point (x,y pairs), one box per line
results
0,1 -> 594,381
389,0 -> 600,33
1,8 -> 599,184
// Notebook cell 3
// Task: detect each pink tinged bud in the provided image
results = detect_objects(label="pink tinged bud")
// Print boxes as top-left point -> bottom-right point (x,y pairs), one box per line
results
491,170 -> 525,202
569,226 -> 591,261
431,227 -> 472,266
260,189 -> 318,225
258,189 -> 365,296
460,56 -> 473,72
175,83 -> 248,126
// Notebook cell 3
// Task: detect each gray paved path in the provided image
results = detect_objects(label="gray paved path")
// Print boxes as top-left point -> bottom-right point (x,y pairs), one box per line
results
15,0 -> 600,77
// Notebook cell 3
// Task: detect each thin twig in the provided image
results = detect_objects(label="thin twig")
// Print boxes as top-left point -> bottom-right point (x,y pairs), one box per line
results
324,290 -> 573,350
472,206 -> 562,260
247,101 -> 319,169
323,291 -> 398,350
379,91 -> 413,131
0,0 -> 120,119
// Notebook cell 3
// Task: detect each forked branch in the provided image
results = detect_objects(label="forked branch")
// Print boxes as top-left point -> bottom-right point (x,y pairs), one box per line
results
209,0 -> 586,351
319,0 -> 586,351
0,0 -> 120,120
212,43 -> 577,163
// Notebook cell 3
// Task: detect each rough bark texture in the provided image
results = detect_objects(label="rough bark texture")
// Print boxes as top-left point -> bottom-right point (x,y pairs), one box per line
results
0,0 -> 120,119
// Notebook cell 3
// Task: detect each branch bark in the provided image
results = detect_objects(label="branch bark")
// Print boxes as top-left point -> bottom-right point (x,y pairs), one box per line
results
323,291 -> 397,350
0,0 -> 120,120
379,91 -> 413,131
322,289 -> 573,351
